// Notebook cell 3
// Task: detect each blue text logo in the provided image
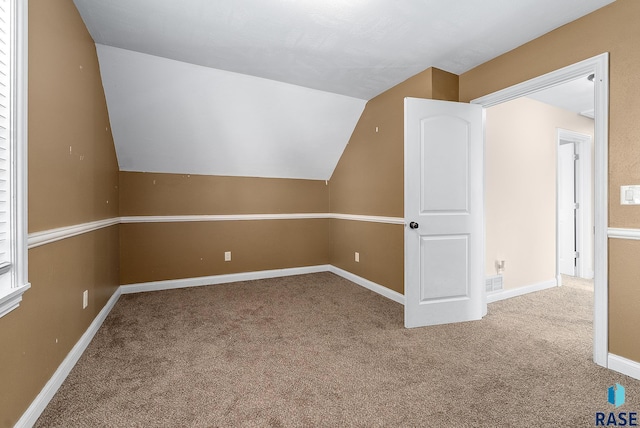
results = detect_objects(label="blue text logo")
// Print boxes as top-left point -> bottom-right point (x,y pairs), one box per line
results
596,384 -> 637,426
609,384 -> 626,408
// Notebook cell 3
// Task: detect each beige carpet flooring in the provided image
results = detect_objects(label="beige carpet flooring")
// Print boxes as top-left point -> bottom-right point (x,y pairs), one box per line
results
36,272 -> 640,427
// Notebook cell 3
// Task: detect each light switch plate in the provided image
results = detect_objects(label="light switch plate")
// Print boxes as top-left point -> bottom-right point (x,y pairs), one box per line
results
620,185 -> 640,205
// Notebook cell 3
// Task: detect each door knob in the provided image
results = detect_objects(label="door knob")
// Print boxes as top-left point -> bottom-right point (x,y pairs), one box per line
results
409,222 -> 419,229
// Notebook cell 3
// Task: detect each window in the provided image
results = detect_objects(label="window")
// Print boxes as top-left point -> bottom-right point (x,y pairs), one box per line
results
0,0 -> 29,318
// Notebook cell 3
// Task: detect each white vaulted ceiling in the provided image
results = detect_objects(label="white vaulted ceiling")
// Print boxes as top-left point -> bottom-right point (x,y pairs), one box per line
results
73,0 -> 614,179
96,45 -> 365,179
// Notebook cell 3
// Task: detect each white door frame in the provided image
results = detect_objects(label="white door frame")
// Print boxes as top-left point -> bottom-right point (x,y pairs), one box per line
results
471,53 -> 609,367
557,139 -> 578,278
557,129 -> 593,281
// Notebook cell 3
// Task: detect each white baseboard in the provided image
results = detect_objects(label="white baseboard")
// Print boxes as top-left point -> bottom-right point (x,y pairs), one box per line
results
608,354 -> 640,381
486,278 -> 558,303
120,265 -> 405,308
15,287 -> 122,428
120,265 -> 332,294
329,266 -> 405,305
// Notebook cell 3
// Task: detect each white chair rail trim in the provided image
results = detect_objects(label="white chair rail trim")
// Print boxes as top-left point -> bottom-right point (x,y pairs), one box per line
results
28,214 -> 406,248
29,219 -> 640,249
608,227 -> 640,240
28,218 -> 121,249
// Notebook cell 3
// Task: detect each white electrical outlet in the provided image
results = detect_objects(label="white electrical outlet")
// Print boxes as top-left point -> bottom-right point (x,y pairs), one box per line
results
355,252 -> 360,262
82,290 -> 88,309
224,251 -> 231,261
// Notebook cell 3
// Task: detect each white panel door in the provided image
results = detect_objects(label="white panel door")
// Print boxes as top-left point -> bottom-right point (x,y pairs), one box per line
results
404,98 -> 484,328
558,141 -> 577,276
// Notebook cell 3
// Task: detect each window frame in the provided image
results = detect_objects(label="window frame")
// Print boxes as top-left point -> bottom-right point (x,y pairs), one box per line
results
0,0 -> 29,318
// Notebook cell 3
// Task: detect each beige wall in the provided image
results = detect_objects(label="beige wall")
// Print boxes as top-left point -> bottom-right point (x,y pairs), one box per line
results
330,68 -> 459,217
485,97 -> 594,289
329,68 -> 459,294
120,220 -> 329,284
119,172 -> 330,285
28,6 -> 119,232
0,1 -> 121,426
330,220 -> 404,294
609,239 -> 640,361
120,172 -> 329,216
117,66 -> 461,292
460,0 -> 640,362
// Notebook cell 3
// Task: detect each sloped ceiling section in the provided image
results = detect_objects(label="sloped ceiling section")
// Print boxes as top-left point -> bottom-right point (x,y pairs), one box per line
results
97,45 -> 366,180
81,0 -> 614,180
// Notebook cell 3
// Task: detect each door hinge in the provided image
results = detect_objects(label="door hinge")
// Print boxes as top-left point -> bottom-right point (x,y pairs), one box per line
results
574,202 -> 580,210
574,251 -> 580,259
574,154 -> 580,161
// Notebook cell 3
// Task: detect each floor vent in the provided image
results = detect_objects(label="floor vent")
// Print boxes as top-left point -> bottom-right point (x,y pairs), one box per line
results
486,275 -> 504,293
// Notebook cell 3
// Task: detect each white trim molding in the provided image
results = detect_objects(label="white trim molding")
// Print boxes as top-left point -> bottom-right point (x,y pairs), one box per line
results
330,213 -> 405,225
121,213 -> 405,225
28,214 -> 407,250
608,227 -> 640,240
556,129 -> 593,280
121,265 -> 406,307
487,279 -> 558,303
120,265 -> 404,305
0,283 -> 30,318
471,54 -> 609,109
120,213 -> 331,223
0,0 -> 31,319
15,286 -> 122,428
121,265 -> 332,294
473,52 -> 609,368
329,265 -> 405,305
608,354 -> 640,381
28,218 -> 120,249
15,0 -> 29,293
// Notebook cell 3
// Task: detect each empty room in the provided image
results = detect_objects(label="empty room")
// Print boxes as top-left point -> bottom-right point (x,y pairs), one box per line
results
2,0 -> 640,426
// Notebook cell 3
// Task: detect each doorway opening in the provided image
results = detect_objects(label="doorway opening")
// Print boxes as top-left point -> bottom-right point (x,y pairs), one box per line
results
471,53 -> 609,367
557,129 -> 593,282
